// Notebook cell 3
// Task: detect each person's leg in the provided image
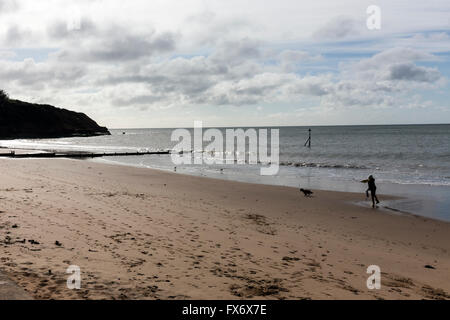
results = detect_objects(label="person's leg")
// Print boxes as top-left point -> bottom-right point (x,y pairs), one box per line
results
371,191 -> 376,208
374,189 -> 380,204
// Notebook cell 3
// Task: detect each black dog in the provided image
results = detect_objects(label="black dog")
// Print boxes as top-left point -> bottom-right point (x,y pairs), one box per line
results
300,188 -> 314,197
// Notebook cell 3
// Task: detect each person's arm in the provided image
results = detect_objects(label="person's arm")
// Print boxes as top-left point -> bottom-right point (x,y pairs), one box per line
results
361,179 -> 369,183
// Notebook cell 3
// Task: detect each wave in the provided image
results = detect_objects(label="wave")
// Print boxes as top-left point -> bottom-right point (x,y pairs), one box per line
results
279,161 -> 368,170
0,140 -> 156,153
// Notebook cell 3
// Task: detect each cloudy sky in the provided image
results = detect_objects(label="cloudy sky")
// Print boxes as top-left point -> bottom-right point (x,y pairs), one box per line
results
1,0 -> 449,128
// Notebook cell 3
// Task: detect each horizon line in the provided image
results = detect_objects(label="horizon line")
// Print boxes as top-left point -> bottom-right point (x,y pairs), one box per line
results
108,122 -> 450,130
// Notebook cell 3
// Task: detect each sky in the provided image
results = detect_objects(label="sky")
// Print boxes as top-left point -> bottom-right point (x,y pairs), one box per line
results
0,0 -> 449,128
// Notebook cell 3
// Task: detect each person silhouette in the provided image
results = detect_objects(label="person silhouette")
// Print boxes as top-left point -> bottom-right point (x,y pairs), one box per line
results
361,175 -> 380,208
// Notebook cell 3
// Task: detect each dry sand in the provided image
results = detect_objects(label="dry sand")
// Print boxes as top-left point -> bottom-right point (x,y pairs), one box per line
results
0,158 -> 449,300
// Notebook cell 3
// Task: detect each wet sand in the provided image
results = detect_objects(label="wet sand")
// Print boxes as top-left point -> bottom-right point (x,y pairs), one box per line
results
0,158 -> 449,299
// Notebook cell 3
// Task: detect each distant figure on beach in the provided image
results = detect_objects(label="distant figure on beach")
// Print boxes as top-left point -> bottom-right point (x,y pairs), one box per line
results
361,175 -> 380,208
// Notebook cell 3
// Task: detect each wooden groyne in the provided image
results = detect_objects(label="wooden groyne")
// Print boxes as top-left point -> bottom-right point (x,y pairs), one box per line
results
0,150 -> 171,159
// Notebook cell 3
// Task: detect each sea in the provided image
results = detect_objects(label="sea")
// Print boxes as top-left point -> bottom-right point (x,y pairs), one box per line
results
1,124 -> 449,221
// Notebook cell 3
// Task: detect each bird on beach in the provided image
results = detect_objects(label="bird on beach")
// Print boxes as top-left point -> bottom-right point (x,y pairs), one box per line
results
300,188 -> 314,197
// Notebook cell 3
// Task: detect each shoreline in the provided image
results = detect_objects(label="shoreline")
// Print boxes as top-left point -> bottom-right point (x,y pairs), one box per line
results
93,156 -> 450,222
0,157 -> 449,299
94,158 -> 424,220
2,143 -> 450,223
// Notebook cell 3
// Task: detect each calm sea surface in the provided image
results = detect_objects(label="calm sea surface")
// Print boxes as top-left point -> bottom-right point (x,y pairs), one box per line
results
1,124 -> 449,221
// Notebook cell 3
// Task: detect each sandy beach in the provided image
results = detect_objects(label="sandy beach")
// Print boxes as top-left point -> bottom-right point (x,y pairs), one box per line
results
0,157 -> 449,300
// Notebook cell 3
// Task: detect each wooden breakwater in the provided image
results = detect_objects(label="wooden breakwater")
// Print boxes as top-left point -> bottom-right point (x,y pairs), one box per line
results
0,150 -> 171,159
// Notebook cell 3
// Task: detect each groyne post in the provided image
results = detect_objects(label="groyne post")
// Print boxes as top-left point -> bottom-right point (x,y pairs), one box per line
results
304,128 -> 311,148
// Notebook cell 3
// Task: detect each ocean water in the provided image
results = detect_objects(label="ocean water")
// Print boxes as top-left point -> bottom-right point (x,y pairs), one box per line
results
1,124 -> 449,221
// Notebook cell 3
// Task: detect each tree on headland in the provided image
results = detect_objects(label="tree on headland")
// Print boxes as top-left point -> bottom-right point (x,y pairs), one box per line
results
0,89 -> 9,105
0,92 -> 110,139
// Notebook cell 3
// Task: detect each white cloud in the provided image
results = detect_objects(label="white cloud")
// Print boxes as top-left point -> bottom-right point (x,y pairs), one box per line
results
0,0 -> 449,126
0,0 -> 19,14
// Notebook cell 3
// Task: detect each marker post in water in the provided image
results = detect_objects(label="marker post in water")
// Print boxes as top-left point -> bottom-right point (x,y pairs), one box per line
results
304,128 -> 311,148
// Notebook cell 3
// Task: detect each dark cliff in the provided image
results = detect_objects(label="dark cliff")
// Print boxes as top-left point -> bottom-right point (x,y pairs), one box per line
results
0,93 -> 110,139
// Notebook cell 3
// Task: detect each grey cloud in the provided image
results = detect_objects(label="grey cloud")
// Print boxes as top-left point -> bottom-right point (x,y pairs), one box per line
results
294,83 -> 330,96
96,42 -> 264,103
50,22 -> 177,62
286,75 -> 333,97
100,56 -> 227,86
0,59 -> 86,89
3,25 -> 32,46
313,16 -> 359,40
208,95 -> 260,106
2,19 -> 444,114
235,84 -> 278,96
387,62 -> 441,82
47,18 -> 97,40
200,73 -> 291,106
326,92 -> 390,107
112,95 -> 164,108
210,38 -> 261,66
88,32 -> 175,62
160,57 -> 228,76
321,80 -> 396,107
100,75 -> 166,86
340,47 -> 442,90
352,48 -> 437,71
96,45 -> 444,110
